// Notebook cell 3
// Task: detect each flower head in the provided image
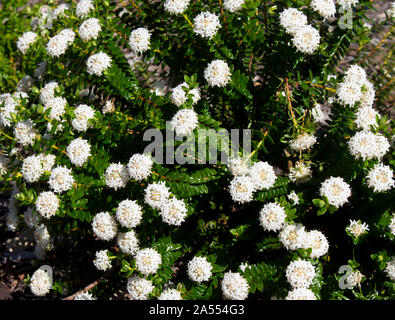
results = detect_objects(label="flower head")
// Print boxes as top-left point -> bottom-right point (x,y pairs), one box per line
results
93,249 -> 112,271
320,176 -> 351,208
135,248 -> 162,276
259,202 -> 287,232
366,163 -> 394,193
127,154 -> 153,181
86,52 -> 112,76
187,256 -> 213,283
127,276 -> 154,300
105,163 -> 129,190
30,268 -> 52,296
221,272 -> 249,300
193,12 -> 221,39
92,212 -> 118,241
204,59 -> 231,87
286,259 -> 316,288
129,28 -> 151,54
170,109 -> 199,136
116,199 -> 143,228
48,166 -> 74,193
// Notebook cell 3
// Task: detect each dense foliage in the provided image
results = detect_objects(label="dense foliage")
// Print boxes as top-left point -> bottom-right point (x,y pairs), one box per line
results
0,0 -> 394,300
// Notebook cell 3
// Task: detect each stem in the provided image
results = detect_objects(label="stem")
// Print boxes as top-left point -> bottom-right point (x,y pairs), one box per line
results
284,78 -> 299,131
182,13 -> 194,29
0,129 -> 13,140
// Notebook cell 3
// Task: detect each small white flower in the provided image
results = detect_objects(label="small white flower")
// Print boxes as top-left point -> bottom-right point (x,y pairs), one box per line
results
127,276 -> 154,300
344,64 -> 367,87
389,214 -> 395,236
30,268 -> 53,296
259,202 -> 287,232
170,109 -> 199,136
48,166 -> 74,193
289,161 -> 312,183
43,97 -> 67,121
193,12 -> 221,39
249,161 -> 277,190
116,199 -> 143,228
337,81 -> 362,106
292,25 -> 321,54
311,104 -> 326,123
135,248 -> 162,276
290,133 -> 317,151
310,0 -> 336,19
105,163 -> 129,190
92,212 -> 118,241
286,259 -> 316,289
320,176 -> 351,208
40,81 -> 59,105
59,28 -> 76,45
17,32 -> 38,54
221,272 -> 249,300
129,28 -> 151,54
22,155 -> 44,183
286,288 -> 317,300
366,163 -> 394,193
287,191 -> 299,204
117,231 -> 140,256
384,257 -> 395,282
187,256 -> 213,283
227,156 -> 250,176
354,106 -> 379,131
76,0 -> 94,18
346,270 -> 364,288
170,82 -> 201,107
304,230 -> 329,258
14,119 -> 37,146
86,52 -> 112,76
360,80 -> 375,108
346,220 -> 369,238
93,249 -> 112,271
164,0 -> 190,15
158,288 -> 183,300
127,154 -> 153,181
53,3 -> 72,19
223,0 -> 245,13
229,175 -> 256,203
337,0 -> 359,9
204,59 -> 231,87
74,292 -> 96,300
279,223 -> 307,250
102,100 -> 115,114
144,182 -> 170,210
279,8 -> 308,35
79,18 -> 101,41
66,138 -> 91,167
46,30 -> 74,57
72,104 -> 95,132
159,198 -> 188,226
35,191 -> 59,219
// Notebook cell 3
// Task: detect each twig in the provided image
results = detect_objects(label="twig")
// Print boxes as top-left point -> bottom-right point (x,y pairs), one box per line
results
360,26 -> 394,65
284,78 -> 298,130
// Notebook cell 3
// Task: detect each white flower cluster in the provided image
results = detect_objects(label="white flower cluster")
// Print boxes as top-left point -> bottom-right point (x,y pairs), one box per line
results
187,256 -> 213,283
66,138 -> 91,167
286,259 -> 316,289
389,214 -> 395,236
311,104 -> 327,123
223,0 -> 245,13
287,191 -> 299,204
102,100 -> 115,114
74,292 -> 96,300
259,202 -> 287,232
164,0 -> 190,15
348,131 -> 390,161
320,176 -> 351,208
346,220 -> 369,238
17,31 -> 38,54
127,276 -> 154,300
117,231 -> 140,255
310,0 -> 336,19
79,18 -> 101,41
229,175 -> 255,203
290,133 -> 317,151
30,268 -> 53,296
93,249 -> 112,271
22,155 -> 44,183
159,197 -> 188,226
366,163 -> 394,193
14,119 -> 37,146
286,288 -> 317,300
346,270 -> 364,288
305,230 -> 329,258
145,182 -> 171,210
46,29 -> 75,57
158,288 -> 183,300
279,8 -> 320,54
76,0 -> 94,18
354,106 -> 380,131
53,3 -> 71,19
86,51 -> 112,76
170,108 -> 199,136
170,82 -> 201,107
105,163 -> 129,190
129,28 -> 151,54
48,166 -> 74,193
204,59 -> 231,87
227,156 -> 250,176
221,272 -> 249,300
279,223 -> 307,251
289,161 -> 312,183
249,161 -> 277,190
35,191 -> 59,219
44,97 -> 67,121
385,257 -> 395,282
92,211 -> 118,241
193,12 -> 221,39
135,248 -> 162,276
116,199 -> 143,228
72,104 -> 95,132
127,153 -> 153,181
